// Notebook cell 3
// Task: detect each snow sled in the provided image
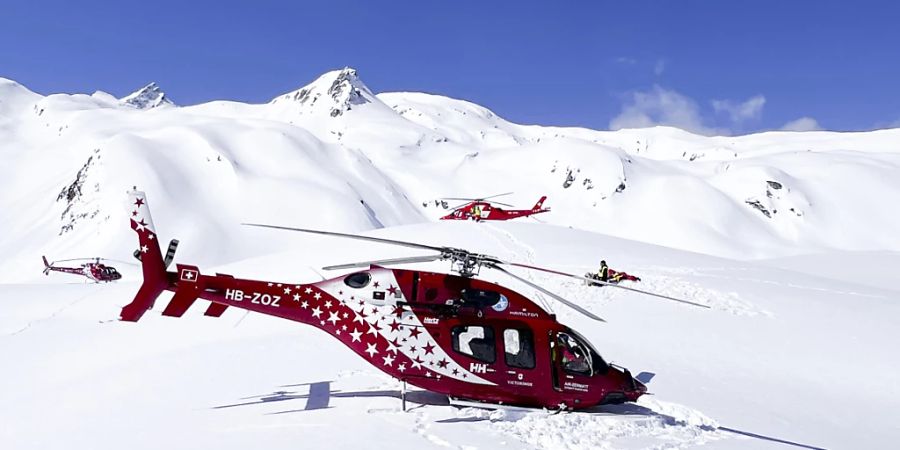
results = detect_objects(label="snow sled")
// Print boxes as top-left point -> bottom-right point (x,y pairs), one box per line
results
585,269 -> 641,285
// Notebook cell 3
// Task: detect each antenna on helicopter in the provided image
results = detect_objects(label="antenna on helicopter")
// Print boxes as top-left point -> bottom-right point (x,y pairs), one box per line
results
243,223 -> 710,322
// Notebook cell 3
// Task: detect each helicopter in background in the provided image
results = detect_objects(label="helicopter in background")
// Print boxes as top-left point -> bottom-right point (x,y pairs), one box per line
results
42,256 -> 122,283
439,192 -> 549,222
120,189 -> 709,411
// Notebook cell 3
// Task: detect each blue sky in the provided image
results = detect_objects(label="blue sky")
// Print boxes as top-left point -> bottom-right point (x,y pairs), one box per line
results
1,0 -> 898,134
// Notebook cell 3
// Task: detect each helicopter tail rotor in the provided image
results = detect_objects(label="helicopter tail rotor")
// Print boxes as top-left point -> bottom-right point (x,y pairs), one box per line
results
42,255 -> 51,275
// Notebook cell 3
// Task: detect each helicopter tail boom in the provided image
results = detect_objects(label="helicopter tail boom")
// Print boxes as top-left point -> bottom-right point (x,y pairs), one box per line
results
120,190 -> 170,322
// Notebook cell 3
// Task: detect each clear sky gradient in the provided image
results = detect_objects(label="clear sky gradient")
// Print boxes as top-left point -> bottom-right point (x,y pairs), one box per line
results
1,0 -> 898,134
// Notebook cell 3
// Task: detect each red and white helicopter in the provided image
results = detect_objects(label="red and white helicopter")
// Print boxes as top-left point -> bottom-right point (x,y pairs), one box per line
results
440,192 -> 550,222
121,190 -> 707,411
42,256 -> 123,283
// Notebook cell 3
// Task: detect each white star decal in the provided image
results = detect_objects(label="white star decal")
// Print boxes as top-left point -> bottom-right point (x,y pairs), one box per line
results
350,329 -> 362,342
382,354 -> 395,367
314,292 -> 322,300
301,301 -> 309,309
135,223 -> 145,231
327,311 -> 340,325
341,324 -> 347,331
342,312 -> 348,319
140,245 -> 149,253
367,324 -> 379,336
293,293 -> 300,301
398,363 -> 407,372
284,287 -> 291,294
311,307 -> 322,318
148,233 -> 154,240
336,329 -> 342,335
324,300 -> 332,309
365,343 -> 378,357
305,287 -> 312,294
353,313 -> 365,324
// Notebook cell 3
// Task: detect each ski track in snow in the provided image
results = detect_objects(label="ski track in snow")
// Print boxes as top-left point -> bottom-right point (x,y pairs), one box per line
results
5,284 -> 103,336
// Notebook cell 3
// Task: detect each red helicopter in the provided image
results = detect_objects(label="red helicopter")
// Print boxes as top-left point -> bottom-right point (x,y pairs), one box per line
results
440,192 -> 549,221
120,190 -> 707,411
42,256 -> 123,282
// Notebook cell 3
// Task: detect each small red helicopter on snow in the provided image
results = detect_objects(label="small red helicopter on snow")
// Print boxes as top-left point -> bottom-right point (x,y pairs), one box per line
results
121,190 -> 707,411
440,192 -> 549,221
42,256 -> 123,282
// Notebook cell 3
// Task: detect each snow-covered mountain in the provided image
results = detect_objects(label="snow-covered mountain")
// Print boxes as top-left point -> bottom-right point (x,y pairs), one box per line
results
1,68 -> 899,277
119,82 -> 174,109
1,69 -> 899,450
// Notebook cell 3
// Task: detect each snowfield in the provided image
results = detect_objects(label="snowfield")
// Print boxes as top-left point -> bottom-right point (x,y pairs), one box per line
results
1,69 -> 898,449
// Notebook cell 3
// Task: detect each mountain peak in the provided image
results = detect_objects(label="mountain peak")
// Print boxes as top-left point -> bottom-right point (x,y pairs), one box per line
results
271,67 -> 376,117
120,82 -> 175,109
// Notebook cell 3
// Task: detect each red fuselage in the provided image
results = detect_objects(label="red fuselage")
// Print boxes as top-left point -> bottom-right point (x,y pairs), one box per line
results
46,263 -> 121,282
122,190 -> 642,410
441,197 -> 549,222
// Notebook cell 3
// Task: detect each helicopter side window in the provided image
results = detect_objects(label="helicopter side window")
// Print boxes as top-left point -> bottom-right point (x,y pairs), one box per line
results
503,328 -> 535,369
343,272 -> 371,289
557,332 -> 592,376
451,325 -> 495,363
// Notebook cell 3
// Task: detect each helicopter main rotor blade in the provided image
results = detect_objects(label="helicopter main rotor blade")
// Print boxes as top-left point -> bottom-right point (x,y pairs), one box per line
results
53,258 -> 95,264
442,192 -> 514,202
323,254 -> 444,270
504,262 -> 710,309
446,200 -> 516,209
243,223 -> 447,253
583,278 -> 711,309
480,191 -> 515,200
489,264 -> 606,323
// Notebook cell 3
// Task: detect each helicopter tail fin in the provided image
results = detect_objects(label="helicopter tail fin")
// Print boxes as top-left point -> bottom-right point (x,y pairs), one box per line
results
42,256 -> 51,275
532,196 -> 548,211
120,189 -> 170,322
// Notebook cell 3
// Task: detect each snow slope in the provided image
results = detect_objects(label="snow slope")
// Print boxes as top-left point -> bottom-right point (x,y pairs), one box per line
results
2,222 -> 897,450
1,68 -> 899,449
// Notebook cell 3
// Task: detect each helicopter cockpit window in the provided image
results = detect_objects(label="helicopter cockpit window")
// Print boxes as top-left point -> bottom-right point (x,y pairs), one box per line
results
503,328 -> 535,369
557,332 -> 592,376
452,325 -> 495,363
343,272 -> 372,289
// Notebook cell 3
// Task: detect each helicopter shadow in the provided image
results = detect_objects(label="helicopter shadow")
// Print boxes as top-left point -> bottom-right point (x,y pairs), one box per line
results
212,380 -> 449,415
213,381 -> 826,449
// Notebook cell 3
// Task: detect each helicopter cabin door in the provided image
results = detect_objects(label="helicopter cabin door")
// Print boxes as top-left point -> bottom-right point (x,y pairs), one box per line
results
451,324 -> 498,377
550,331 -> 594,395
500,327 -> 536,389
449,323 -> 537,388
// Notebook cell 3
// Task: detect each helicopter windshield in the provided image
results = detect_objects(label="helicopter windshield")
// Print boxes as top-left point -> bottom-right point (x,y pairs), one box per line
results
565,329 -> 610,376
557,330 -> 609,376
